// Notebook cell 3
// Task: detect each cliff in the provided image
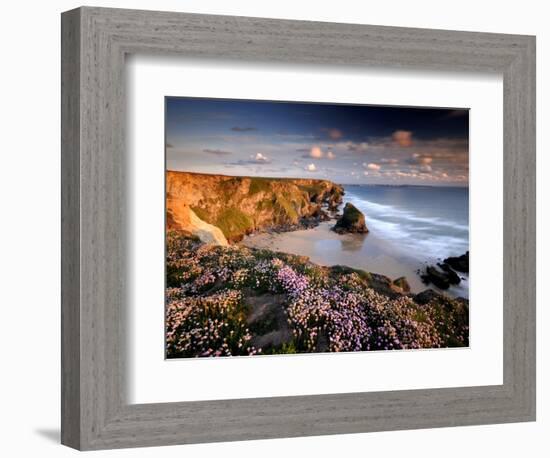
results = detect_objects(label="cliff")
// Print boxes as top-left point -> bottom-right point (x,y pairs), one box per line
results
166,171 -> 344,243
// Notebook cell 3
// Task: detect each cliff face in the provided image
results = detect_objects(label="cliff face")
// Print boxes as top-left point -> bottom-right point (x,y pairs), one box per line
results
166,171 -> 344,243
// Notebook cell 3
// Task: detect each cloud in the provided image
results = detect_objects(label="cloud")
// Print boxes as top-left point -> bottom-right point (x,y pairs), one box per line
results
231,126 -> 257,132
392,130 -> 413,147
363,170 -> 381,177
347,142 -> 369,153
203,148 -> 232,156
305,163 -> 317,172
309,146 -> 324,158
407,153 -> 433,165
322,128 -> 343,140
251,153 -> 271,163
225,152 -> 272,166
299,146 -> 335,160
380,158 -> 399,164
419,164 -> 432,173
364,162 -> 381,171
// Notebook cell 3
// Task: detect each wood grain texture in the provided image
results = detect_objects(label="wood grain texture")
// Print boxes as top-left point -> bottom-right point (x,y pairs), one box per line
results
61,6 -> 536,450
60,7 -> 81,449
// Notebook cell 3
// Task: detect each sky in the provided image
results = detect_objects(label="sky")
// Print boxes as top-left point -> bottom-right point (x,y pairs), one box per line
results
165,97 -> 469,186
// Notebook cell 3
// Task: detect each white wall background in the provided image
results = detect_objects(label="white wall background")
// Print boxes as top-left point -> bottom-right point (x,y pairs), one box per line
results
0,0 -> 546,456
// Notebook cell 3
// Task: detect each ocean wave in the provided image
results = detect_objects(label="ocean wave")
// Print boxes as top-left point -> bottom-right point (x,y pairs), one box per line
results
347,193 -> 469,233
345,190 -> 469,261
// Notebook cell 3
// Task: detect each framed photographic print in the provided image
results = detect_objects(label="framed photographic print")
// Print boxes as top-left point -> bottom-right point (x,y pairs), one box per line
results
164,97 -> 471,359
61,6 -> 536,450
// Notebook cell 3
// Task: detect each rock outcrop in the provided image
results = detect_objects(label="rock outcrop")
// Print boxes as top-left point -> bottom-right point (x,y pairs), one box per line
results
332,203 -> 368,234
444,252 -> 469,273
419,251 -> 469,290
166,171 -> 344,242
166,199 -> 228,246
392,276 -> 411,293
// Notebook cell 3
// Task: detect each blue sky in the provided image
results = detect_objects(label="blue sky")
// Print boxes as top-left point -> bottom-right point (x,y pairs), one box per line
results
165,97 -> 469,186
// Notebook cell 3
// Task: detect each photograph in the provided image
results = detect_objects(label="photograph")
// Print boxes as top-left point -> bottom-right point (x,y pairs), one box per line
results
165,97 -> 470,358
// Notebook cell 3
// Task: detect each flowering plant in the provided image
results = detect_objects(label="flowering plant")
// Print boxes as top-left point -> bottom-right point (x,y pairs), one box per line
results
166,232 -> 468,358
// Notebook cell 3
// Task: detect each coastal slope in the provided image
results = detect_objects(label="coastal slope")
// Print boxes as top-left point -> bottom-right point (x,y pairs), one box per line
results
166,232 -> 469,358
166,171 -> 344,242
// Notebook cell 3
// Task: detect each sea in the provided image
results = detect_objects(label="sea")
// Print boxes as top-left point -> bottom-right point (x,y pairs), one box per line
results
345,185 -> 469,264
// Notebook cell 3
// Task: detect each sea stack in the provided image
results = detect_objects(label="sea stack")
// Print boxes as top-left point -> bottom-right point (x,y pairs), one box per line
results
332,203 -> 369,234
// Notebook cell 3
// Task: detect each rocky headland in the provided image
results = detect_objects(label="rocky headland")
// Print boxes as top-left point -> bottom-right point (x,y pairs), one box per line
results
166,171 -> 344,243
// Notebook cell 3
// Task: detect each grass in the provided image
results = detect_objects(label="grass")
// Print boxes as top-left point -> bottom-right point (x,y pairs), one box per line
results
297,183 -> 326,197
262,342 -> 298,355
191,206 -> 210,222
341,203 -> 363,222
215,207 -> 254,241
274,193 -> 299,222
248,177 -> 272,195
330,265 -> 370,281
186,176 -> 342,241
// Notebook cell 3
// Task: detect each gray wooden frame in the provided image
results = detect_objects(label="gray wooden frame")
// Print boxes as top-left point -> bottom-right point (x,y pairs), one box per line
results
61,6 -> 536,451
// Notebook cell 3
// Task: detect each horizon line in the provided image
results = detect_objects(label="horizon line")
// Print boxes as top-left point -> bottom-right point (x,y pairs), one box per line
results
166,169 -> 468,188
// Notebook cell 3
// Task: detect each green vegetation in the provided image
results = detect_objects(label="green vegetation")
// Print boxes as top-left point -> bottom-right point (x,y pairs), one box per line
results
273,193 -> 299,222
248,177 -> 272,195
262,342 -> 298,355
341,202 -> 363,222
215,207 -> 254,241
190,206 -> 210,222
297,183 -> 326,199
333,202 -> 368,233
330,265 -> 370,281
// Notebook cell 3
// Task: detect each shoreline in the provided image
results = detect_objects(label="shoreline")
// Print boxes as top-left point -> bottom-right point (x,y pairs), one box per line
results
240,219 -> 469,299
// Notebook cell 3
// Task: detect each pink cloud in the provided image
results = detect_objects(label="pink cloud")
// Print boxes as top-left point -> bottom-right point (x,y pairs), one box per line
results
309,146 -> 323,158
322,128 -> 343,140
380,158 -> 399,164
411,153 -> 433,165
392,130 -> 413,147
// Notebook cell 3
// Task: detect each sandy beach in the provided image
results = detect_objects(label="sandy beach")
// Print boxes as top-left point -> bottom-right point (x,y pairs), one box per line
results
241,219 -> 469,298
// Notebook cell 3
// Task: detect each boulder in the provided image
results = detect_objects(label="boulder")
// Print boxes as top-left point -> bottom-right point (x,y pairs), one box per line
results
438,263 -> 461,285
332,203 -> 368,234
443,251 -> 469,273
419,251 -> 469,290
421,265 -> 451,290
413,289 -> 440,305
392,276 -> 411,293
246,293 -> 294,350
